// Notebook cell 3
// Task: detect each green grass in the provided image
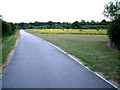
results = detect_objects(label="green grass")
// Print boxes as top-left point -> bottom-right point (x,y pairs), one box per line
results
26,30 -> 120,85
1,31 -> 20,65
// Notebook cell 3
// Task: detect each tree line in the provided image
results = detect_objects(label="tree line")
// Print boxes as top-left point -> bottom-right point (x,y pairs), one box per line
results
2,20 -> 19,38
1,19 -> 109,39
16,19 -> 109,29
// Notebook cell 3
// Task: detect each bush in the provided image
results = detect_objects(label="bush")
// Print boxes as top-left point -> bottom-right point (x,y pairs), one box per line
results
2,21 -> 12,37
10,23 -> 16,32
70,21 -> 81,29
2,21 -> 18,37
107,17 -> 120,49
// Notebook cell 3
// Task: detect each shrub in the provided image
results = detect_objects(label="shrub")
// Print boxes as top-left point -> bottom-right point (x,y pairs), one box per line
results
107,17 -> 120,49
2,21 -> 12,37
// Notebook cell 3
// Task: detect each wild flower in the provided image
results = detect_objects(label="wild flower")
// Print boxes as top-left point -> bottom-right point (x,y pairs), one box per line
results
28,29 -> 107,35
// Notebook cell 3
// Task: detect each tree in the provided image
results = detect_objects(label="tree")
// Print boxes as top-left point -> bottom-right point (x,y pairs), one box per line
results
70,21 -> 81,29
103,0 -> 120,20
34,21 -> 41,26
100,19 -> 107,25
80,20 -> 86,25
107,18 -> 120,49
10,22 -> 16,32
47,21 -> 54,26
2,21 -> 12,37
103,0 -> 120,49
90,20 -> 96,25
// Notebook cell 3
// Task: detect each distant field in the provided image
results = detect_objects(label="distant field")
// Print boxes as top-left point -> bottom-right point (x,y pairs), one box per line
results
26,29 -> 120,86
27,29 -> 107,35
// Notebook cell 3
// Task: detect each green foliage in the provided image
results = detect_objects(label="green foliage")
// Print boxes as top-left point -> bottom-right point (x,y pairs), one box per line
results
2,21 -> 12,37
10,23 -> 16,32
47,21 -> 54,25
80,20 -> 86,25
107,17 -> 120,49
2,20 -> 18,37
103,0 -> 120,20
90,20 -> 96,25
16,20 -> 108,29
70,21 -> 81,29
103,0 -> 120,49
99,19 -> 108,25
39,26 -> 44,29
97,28 -> 99,31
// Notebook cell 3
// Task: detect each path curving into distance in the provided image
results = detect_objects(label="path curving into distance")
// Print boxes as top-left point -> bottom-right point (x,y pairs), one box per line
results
2,30 -> 116,88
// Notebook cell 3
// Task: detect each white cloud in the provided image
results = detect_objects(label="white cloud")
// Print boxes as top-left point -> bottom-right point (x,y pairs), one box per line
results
0,0 -> 114,23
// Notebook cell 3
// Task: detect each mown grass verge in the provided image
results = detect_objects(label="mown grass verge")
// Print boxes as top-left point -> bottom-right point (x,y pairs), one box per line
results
26,30 -> 120,87
1,31 -> 20,65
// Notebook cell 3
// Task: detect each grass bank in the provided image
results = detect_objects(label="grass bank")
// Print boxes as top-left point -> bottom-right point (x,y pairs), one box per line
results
1,31 -> 20,65
26,30 -> 120,86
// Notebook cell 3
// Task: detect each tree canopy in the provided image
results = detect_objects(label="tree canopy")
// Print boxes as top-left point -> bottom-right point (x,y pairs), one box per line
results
103,0 -> 120,20
16,20 -> 108,29
103,0 -> 120,49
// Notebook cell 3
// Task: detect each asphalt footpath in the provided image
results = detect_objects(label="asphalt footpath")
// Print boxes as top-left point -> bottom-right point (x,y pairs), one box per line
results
2,30 -> 117,89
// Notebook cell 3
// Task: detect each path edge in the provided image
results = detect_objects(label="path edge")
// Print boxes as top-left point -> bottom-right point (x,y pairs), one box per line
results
46,41 -> 118,89
1,31 -> 20,75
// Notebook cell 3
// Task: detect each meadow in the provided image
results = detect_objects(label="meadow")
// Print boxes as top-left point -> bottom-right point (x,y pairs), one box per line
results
26,29 -> 120,86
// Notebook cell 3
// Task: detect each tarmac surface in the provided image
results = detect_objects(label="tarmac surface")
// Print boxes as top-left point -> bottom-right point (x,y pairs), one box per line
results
2,30 -> 116,88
